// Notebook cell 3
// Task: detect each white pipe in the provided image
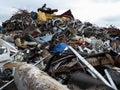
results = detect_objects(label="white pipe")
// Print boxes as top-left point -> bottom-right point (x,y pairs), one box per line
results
0,79 -> 14,90
87,69 -> 97,78
104,69 -> 118,90
78,46 -> 83,52
68,46 -> 112,88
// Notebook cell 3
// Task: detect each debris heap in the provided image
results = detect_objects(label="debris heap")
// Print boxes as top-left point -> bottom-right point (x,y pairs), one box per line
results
0,4 -> 120,90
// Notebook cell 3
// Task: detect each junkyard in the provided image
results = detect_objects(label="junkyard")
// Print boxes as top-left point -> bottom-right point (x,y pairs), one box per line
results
0,3 -> 120,90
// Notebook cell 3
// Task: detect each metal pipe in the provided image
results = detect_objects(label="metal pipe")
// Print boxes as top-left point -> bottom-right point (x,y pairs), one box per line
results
78,46 -> 83,52
68,46 -> 112,88
87,69 -> 97,78
33,55 -> 49,66
0,79 -> 14,90
104,69 -> 118,90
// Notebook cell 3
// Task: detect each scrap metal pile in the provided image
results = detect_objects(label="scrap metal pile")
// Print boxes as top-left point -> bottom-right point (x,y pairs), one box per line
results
0,4 -> 120,90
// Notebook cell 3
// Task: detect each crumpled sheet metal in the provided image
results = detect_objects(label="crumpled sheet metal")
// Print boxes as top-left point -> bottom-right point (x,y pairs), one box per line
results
1,5 -> 120,90
50,54 -> 113,77
2,9 -> 34,32
2,8 -> 120,54
14,63 -> 69,90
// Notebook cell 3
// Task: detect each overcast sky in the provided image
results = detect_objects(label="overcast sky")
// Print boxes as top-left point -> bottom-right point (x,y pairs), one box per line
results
0,0 -> 120,28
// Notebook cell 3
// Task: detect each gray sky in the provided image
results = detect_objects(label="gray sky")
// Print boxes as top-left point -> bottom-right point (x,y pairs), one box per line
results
0,0 -> 120,28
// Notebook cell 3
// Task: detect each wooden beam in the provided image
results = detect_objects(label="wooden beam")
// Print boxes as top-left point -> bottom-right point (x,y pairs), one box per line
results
14,63 -> 69,90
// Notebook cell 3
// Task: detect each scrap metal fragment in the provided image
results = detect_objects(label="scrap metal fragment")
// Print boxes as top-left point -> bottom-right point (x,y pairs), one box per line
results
68,46 -> 112,88
104,69 -> 118,90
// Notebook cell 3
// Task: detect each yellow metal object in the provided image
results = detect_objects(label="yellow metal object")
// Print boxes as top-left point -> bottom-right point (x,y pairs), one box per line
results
37,11 -> 55,22
46,13 -> 55,20
37,11 -> 47,21
61,17 -> 70,21
14,38 -> 27,48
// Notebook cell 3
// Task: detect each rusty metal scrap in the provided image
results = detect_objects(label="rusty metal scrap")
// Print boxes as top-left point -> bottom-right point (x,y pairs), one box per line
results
2,9 -> 36,32
49,56 -> 113,76
0,4 -> 120,90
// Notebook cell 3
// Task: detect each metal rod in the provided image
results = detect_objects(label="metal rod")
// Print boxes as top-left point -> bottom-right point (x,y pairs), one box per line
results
33,55 -> 49,66
104,69 -> 118,90
68,46 -> 112,88
0,79 -> 14,90
87,69 -> 97,78
78,46 -> 83,52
